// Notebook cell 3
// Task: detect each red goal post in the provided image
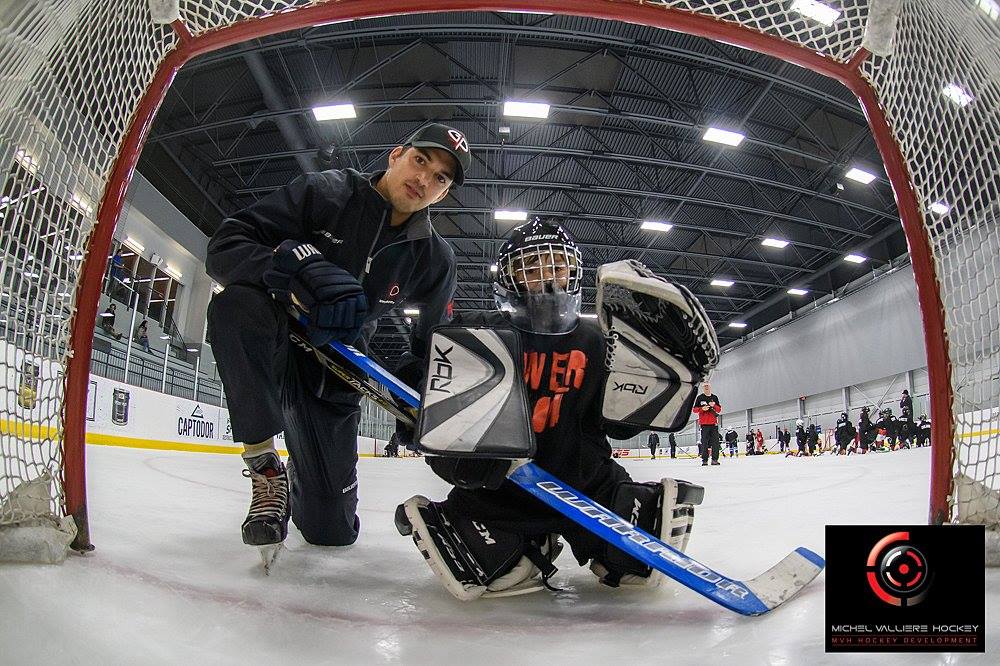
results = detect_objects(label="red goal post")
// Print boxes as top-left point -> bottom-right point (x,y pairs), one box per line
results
1,1 -> 996,562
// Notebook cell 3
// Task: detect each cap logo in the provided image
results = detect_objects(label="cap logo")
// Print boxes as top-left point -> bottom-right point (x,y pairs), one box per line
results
447,129 -> 469,153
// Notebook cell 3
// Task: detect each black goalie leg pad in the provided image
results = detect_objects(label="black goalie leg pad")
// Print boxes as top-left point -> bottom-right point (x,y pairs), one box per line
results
395,496 -> 562,601
590,479 -> 703,588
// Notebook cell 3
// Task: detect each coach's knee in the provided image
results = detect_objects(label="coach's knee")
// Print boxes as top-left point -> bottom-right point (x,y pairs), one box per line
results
292,498 -> 360,546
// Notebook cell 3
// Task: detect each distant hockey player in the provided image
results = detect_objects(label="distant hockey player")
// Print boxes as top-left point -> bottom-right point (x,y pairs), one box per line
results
648,432 -> 660,460
834,412 -> 855,455
693,382 -> 722,466
395,220 -> 719,599
755,428 -> 764,455
876,408 -> 896,450
806,423 -> 818,456
795,420 -> 807,456
916,414 -> 932,448
858,406 -> 875,453
669,432 -> 677,459
725,428 -> 738,458
746,431 -> 754,456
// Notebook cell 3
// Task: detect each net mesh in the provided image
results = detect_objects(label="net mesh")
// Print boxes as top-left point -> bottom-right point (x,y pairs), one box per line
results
0,0 -> 997,550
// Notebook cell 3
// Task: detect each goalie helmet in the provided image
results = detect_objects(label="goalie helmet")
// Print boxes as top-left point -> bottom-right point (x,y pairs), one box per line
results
494,217 -> 583,334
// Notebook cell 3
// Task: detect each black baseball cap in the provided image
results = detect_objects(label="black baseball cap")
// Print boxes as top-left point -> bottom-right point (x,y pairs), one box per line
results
404,123 -> 471,186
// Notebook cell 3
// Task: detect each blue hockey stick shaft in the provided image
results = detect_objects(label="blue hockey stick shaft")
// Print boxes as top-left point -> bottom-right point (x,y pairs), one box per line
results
308,322 -> 824,615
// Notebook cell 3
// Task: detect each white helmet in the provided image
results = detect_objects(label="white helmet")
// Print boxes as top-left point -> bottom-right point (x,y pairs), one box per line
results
796,419 -> 804,426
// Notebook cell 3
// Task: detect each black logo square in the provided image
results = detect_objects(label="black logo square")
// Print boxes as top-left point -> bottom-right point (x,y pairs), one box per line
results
826,525 -> 984,652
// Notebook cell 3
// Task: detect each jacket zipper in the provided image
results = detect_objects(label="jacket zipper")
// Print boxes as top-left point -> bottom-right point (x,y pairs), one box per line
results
363,208 -> 387,277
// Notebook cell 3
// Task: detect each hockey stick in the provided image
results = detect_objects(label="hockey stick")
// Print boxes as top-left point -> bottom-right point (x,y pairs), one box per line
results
295,319 -> 824,615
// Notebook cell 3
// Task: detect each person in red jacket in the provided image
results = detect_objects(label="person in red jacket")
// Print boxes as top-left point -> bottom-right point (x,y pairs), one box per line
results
755,429 -> 764,454
692,382 -> 722,465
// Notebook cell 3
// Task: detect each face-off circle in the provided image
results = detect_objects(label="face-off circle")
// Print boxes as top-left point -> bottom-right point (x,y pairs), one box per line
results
865,531 -> 932,606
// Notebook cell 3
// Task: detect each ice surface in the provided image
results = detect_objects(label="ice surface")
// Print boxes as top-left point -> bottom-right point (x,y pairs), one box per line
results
1,446 -> 997,664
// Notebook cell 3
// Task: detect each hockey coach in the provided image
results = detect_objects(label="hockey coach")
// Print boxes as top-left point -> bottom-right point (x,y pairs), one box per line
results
206,123 -> 468,551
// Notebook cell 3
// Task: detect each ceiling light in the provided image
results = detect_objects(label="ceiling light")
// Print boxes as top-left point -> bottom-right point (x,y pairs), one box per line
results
836,182 -> 845,191
69,193 -> 94,215
942,84 -> 973,108
580,313 -> 598,319
312,103 -> 356,121
498,126 -> 511,135
212,284 -> 224,294
729,322 -> 748,329
844,254 -> 867,264
641,221 -> 673,232
787,288 -> 809,296
979,0 -> 999,21
845,167 -> 877,184
403,308 -> 420,316
766,327 -> 777,333
503,101 -> 550,119
495,210 -> 529,221
489,264 -> 498,273
929,201 -> 950,215
702,127 -> 745,146
163,265 -> 182,280
68,253 -> 84,261
791,0 -> 841,26
761,238 -> 789,248
711,279 -> 735,287
159,335 -> 170,340
186,347 -> 199,352
829,297 -> 840,303
14,148 -> 38,174
123,236 -> 144,253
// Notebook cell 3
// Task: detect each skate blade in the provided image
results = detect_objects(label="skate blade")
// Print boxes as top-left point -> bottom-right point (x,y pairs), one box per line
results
258,543 -> 285,575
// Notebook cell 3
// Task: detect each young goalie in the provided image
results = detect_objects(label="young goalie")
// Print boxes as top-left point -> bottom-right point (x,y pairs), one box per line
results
395,218 -> 720,600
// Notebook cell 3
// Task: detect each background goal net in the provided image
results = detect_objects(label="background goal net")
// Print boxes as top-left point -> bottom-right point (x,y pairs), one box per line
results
0,0 -> 996,562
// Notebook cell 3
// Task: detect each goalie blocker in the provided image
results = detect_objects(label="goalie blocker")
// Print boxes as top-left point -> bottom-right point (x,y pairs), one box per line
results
597,259 -> 720,431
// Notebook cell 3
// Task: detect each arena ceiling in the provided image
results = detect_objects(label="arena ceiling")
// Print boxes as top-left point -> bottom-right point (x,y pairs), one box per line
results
137,10 -> 908,361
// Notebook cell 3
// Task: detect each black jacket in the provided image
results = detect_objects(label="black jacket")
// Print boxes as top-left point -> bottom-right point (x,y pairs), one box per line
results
206,168 -> 456,359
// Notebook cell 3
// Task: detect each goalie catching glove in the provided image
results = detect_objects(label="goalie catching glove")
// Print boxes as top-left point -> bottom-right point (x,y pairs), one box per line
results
597,260 -> 719,431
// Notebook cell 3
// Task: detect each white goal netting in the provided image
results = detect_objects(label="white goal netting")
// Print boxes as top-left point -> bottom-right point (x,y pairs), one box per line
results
0,1 -> 997,560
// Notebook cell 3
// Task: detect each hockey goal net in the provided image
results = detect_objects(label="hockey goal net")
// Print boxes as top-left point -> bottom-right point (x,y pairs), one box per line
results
0,0 -> 997,562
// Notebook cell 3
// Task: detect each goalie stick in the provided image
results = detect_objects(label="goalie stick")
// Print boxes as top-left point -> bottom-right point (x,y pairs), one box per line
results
290,318 -> 824,615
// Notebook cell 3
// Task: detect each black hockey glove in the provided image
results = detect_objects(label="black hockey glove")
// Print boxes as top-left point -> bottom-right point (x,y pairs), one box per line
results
263,240 -> 368,346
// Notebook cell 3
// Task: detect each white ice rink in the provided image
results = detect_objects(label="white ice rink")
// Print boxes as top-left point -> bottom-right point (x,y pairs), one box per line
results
1,445 -> 997,664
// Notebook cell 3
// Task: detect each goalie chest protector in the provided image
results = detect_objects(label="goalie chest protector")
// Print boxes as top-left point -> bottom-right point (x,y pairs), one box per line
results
417,326 -> 535,459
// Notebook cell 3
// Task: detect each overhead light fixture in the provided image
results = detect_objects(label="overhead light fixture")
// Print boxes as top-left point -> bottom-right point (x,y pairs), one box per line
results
845,167 -> 877,184
163,265 -> 182,280
312,103 -> 356,121
711,279 -> 735,287
489,264 -> 498,273
702,127 -> 745,147
829,297 -> 840,303
212,284 -> 224,295
836,182 -> 845,191
159,335 -> 170,340
791,0 -> 841,26
929,201 -> 950,215
766,327 -> 777,333
495,210 -> 529,221
68,253 -> 84,261
403,308 -> 420,316
787,288 -> 809,296
844,254 -> 867,264
498,126 -> 511,135
640,220 -> 673,232
580,313 -> 598,319
502,101 -> 550,119
942,84 -> 973,108
14,148 -> 38,174
729,322 -> 748,329
186,347 -> 199,352
123,236 -> 144,253
978,0 -> 999,21
69,193 -> 94,215
761,238 -> 789,248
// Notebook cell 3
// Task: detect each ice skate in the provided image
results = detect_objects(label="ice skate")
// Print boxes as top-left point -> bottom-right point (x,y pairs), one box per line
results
241,451 -> 290,566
